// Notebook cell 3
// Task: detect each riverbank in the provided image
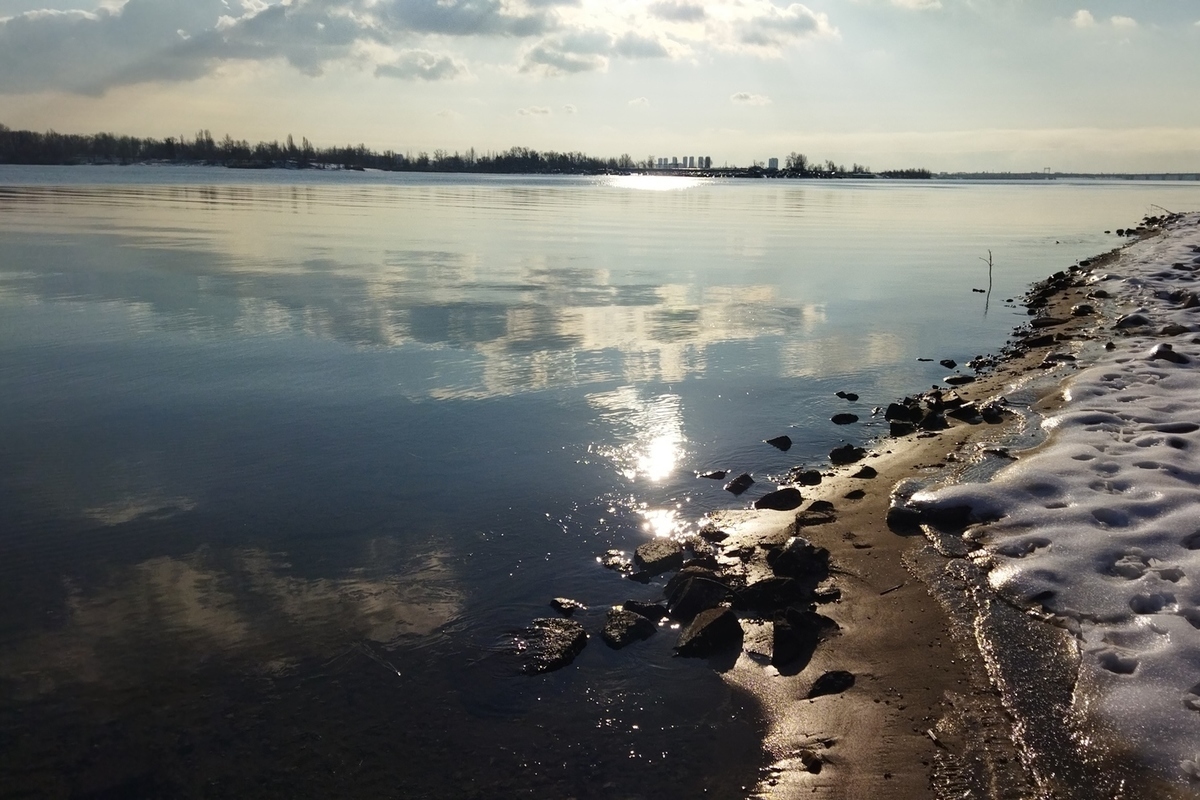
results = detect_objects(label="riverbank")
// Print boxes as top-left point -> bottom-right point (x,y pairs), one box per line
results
708,211 -> 1198,799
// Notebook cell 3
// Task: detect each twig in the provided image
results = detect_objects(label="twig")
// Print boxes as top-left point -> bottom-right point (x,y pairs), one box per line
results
879,582 -> 905,596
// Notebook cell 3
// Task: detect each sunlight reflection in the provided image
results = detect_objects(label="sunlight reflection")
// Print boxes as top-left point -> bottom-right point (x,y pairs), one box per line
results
587,388 -> 686,483
605,175 -> 707,192
638,506 -> 690,539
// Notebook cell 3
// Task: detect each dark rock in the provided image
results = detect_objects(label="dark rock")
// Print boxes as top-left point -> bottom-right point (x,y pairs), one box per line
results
724,473 -> 754,495
1116,313 -> 1151,329
852,465 -> 878,479
1162,324 -> 1189,336
807,669 -> 855,698
626,570 -> 652,584
765,435 -> 792,451
917,409 -> 948,431
698,526 -> 730,543
794,502 -> 837,528
666,567 -> 731,620
886,504 -> 922,532
831,413 -> 859,425
675,608 -> 743,657
623,599 -> 670,620
600,550 -> 632,573
835,391 -> 860,402
1184,294 -> 1200,310
1071,304 -> 1095,316
1105,341 -> 1116,351
843,488 -> 866,500
515,618 -> 588,674
889,420 -> 916,437
1023,333 -> 1056,348
946,402 -> 980,422
797,749 -> 824,774
697,470 -> 727,480
601,609 -> 657,649
939,359 -> 957,369
1150,343 -> 1189,364
1091,289 -> 1110,299
551,597 -> 587,616
754,487 -> 804,511
1030,316 -> 1068,328
767,536 -> 830,579
943,374 -> 975,386
786,468 -> 823,486
829,444 -> 866,465
634,539 -> 685,575
884,402 -> 917,422
737,577 -> 810,611
772,608 -> 839,668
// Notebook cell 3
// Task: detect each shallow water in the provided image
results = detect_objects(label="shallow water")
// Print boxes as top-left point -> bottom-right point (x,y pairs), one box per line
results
2,166 -> 1199,797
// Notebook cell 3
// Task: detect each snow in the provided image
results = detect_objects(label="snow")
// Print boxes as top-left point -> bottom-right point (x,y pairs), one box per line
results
910,213 -> 1200,786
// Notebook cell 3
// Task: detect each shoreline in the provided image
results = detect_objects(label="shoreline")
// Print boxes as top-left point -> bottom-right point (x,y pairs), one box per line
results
706,218 -> 1185,799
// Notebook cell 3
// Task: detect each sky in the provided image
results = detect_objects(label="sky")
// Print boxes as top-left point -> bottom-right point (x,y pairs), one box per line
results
1,0 -> 1198,172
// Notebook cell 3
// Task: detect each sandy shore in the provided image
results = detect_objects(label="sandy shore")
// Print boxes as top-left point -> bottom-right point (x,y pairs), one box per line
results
704,231 -> 1168,799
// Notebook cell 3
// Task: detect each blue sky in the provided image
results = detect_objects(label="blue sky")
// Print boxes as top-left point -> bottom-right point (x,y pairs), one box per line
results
2,0 -> 1198,171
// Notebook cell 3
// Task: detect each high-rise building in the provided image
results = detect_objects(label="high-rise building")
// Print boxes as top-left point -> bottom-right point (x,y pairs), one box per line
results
768,157 -> 779,170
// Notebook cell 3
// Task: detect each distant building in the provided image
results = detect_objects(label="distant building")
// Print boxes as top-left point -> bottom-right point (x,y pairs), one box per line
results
768,157 -> 779,170
688,156 -> 695,168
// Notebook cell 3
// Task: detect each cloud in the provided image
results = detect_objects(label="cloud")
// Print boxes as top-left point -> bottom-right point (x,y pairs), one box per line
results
736,3 -> 835,50
517,105 -> 552,115
628,96 -> 650,107
521,27 -> 671,75
375,49 -> 467,81
647,1 -> 705,22
1071,9 -> 1096,27
0,0 -> 549,95
731,91 -> 771,105
1109,15 -> 1136,29
889,0 -> 941,9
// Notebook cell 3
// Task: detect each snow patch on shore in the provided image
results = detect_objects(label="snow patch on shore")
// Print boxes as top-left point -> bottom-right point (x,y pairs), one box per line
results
913,213 -> 1200,786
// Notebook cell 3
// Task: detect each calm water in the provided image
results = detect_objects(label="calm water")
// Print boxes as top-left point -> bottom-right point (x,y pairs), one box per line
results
2,166 -> 1199,798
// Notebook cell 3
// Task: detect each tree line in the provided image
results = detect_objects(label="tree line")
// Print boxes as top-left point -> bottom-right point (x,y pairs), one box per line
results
0,123 -> 930,178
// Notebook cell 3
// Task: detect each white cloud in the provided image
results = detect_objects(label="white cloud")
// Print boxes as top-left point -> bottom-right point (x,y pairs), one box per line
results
1110,15 -> 1137,29
647,1 -> 705,23
730,91 -> 771,105
375,49 -> 467,81
734,3 -> 836,51
517,105 -> 552,115
628,96 -> 649,107
1071,9 -> 1096,28
889,0 -> 941,9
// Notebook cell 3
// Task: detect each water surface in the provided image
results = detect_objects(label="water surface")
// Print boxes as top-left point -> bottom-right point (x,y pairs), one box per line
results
3,166 -> 1199,798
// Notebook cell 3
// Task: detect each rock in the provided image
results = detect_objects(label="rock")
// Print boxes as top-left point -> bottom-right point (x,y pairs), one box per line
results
1116,313 -> 1150,329
943,374 -> 975,386
772,608 -> 839,668
1030,316 -> 1068,328
1162,324 -> 1189,336
697,470 -> 727,480
698,526 -> 730,543
1071,304 -> 1095,316
939,359 -> 957,369
1023,333 -> 1056,348
1150,343 -> 1189,364
829,444 -> 866,465
917,409 -> 948,431
551,597 -> 587,616
889,420 -> 916,437
623,599 -> 669,620
794,502 -> 837,528
843,488 -> 866,500
724,473 -> 754,495
1091,289 -> 1110,299
754,487 -> 803,511
767,536 -> 830,579
831,413 -> 859,425
835,391 -> 859,402
515,618 -> 588,674
765,435 -> 792,451
737,577 -> 810,611
634,539 -> 685,575
600,550 -> 632,573
666,567 -> 731,620
797,749 -> 824,774
675,608 -> 743,657
884,402 -> 917,422
852,465 -> 878,479
601,609 -> 657,649
807,669 -> 855,698
786,467 -> 823,486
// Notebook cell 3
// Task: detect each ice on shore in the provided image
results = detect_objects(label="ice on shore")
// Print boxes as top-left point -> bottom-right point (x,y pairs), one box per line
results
911,213 -> 1200,786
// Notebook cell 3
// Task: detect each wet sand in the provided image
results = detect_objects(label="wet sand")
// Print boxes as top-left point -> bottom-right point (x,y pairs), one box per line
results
707,242 -> 1142,799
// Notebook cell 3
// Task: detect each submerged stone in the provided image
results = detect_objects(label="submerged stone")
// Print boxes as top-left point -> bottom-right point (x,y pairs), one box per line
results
601,609 -> 656,649
515,618 -> 588,674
